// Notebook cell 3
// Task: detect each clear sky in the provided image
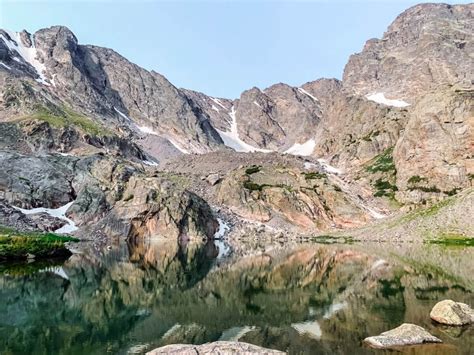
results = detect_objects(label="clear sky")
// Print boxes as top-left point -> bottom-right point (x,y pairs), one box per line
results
0,0 -> 470,98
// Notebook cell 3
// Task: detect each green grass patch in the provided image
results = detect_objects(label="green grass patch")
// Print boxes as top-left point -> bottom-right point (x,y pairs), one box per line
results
23,105 -> 111,136
426,233 -> 474,247
0,225 -> 78,261
366,147 -> 396,173
245,165 -> 262,175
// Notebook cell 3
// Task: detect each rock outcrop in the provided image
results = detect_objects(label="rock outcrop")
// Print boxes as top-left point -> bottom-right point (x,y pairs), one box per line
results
146,341 -> 285,354
217,165 -> 371,230
343,3 -> 473,100
394,88 -> 473,202
0,151 -> 217,240
430,300 -> 474,326
364,323 -> 442,349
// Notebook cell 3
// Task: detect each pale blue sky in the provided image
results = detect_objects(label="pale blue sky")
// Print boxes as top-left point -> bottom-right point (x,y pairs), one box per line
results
0,0 -> 470,98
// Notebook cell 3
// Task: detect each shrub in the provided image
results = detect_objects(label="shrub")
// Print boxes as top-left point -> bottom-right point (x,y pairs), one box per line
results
366,147 -> 396,173
0,225 -> 78,260
408,175 -> 427,184
245,165 -> 262,175
303,172 -> 327,180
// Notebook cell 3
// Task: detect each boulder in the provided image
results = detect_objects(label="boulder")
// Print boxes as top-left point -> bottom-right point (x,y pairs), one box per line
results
205,173 -> 221,186
430,300 -> 474,326
364,323 -> 441,349
146,341 -> 285,354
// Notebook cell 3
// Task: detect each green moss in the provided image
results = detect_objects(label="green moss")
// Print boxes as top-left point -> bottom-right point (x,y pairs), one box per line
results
24,105 -> 111,136
333,185 -> 342,192
245,165 -> 262,175
0,225 -> 78,261
366,147 -> 396,174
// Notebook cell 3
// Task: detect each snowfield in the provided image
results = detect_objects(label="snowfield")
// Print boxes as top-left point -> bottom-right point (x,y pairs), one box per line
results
366,92 -> 410,107
284,139 -> 316,156
13,201 -> 78,234
217,106 -> 273,153
1,30 -> 50,85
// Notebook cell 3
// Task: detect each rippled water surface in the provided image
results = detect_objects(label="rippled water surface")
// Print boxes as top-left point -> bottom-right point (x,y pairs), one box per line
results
0,239 -> 473,355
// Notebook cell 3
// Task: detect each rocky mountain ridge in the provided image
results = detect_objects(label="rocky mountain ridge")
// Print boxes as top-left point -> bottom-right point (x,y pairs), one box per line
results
0,2 -> 472,243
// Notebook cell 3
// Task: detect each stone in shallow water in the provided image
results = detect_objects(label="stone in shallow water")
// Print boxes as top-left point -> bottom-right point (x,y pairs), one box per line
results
430,299 -> 474,326
146,341 -> 285,354
363,323 -> 441,349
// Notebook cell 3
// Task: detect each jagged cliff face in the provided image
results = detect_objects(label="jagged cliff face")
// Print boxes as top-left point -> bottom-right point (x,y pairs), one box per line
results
343,3 -> 473,100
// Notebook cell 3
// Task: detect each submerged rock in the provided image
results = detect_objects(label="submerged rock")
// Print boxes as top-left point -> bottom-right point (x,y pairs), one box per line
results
364,323 -> 441,349
430,300 -> 474,326
146,341 -> 285,354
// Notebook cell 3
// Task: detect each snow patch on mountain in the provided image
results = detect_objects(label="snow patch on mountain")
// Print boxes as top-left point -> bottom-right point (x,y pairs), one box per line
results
298,87 -> 319,102
284,139 -> 315,156
0,62 -> 11,70
210,97 -> 228,110
114,107 -> 132,122
317,159 -> 343,175
167,137 -> 190,154
366,92 -> 410,107
217,106 -> 272,153
137,125 -> 189,154
1,30 -> 50,85
137,125 -> 157,135
13,201 -> 78,234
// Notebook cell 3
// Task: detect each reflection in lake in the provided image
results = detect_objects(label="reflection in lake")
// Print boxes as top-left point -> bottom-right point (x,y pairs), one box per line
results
0,239 -> 473,355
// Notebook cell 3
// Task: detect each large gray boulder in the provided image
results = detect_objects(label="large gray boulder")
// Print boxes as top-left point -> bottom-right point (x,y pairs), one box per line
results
430,300 -> 474,326
146,341 -> 285,354
364,323 -> 441,349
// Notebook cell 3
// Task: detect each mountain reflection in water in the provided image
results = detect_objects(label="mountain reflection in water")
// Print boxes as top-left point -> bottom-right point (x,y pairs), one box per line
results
0,238 -> 472,355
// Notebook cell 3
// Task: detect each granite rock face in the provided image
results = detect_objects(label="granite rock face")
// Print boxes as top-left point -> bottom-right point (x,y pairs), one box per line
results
343,3 -> 473,100
217,165 -> 371,230
394,88 -> 473,202
0,151 -> 217,240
